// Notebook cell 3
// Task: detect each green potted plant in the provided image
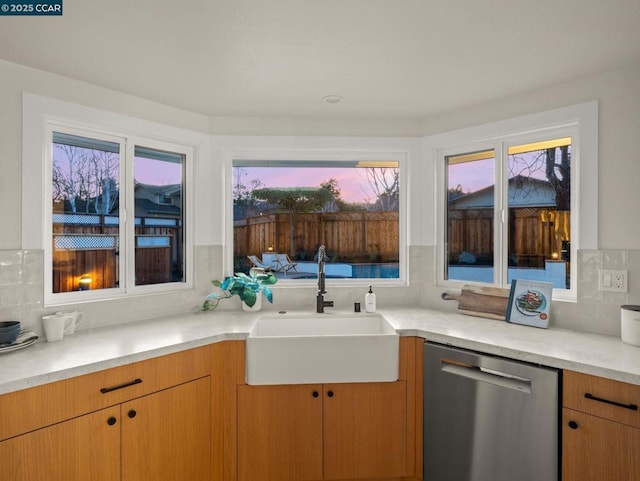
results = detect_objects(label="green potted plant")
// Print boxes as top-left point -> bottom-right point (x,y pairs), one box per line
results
201,270 -> 277,311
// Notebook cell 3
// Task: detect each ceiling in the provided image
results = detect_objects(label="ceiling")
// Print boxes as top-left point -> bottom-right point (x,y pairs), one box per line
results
1,0 -> 639,120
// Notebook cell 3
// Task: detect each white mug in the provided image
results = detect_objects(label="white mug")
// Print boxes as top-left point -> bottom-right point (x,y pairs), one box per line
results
56,310 -> 84,335
42,314 -> 73,342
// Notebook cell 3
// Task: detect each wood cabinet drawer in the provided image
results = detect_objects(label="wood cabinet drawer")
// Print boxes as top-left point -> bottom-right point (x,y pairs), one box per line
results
0,345 -> 211,441
563,407 -> 640,481
564,370 -> 640,428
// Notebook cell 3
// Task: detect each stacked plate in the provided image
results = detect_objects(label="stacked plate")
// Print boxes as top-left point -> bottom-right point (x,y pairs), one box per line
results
0,322 -> 38,353
0,321 -> 21,344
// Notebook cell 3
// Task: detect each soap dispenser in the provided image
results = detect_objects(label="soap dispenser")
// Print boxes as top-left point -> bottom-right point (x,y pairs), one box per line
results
365,285 -> 376,313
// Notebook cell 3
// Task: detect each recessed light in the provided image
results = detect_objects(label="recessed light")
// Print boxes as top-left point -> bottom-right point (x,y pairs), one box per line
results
322,95 -> 344,104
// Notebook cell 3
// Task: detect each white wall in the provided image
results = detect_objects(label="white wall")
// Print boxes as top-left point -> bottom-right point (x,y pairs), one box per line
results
420,63 -> 640,250
6,59 -> 640,252
0,59 -> 422,251
416,64 -> 640,335
2,58 -> 640,336
0,60 -> 211,251
1,59 -> 426,332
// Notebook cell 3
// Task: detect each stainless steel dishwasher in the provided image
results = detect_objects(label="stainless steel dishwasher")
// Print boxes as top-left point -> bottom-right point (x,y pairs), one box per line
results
424,342 -> 559,481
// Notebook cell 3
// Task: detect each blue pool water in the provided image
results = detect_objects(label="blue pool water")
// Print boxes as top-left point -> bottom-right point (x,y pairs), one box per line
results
274,262 -> 400,279
351,263 -> 400,279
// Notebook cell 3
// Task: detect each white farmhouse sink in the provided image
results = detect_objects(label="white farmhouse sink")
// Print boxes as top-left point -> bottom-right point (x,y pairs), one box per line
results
246,312 -> 399,385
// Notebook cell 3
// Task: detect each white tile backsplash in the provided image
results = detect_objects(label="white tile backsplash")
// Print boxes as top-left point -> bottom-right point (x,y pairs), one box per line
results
0,250 -> 22,268
572,249 -> 640,336
0,246 -> 218,336
1,246 -> 639,338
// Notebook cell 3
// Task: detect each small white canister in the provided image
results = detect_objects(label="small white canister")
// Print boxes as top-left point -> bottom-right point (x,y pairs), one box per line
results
621,305 -> 640,347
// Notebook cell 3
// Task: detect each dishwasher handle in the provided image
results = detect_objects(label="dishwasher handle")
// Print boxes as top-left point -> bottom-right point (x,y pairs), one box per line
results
440,358 -> 532,393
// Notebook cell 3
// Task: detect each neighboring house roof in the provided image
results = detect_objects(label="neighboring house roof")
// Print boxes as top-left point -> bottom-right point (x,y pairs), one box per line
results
448,191 -> 465,202
135,182 -> 182,196
106,196 -> 181,218
449,175 -> 556,209
134,198 -> 181,217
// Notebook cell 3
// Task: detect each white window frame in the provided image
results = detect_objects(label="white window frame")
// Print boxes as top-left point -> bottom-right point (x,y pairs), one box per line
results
432,102 -> 598,301
22,93 -> 202,307
224,149 -> 409,287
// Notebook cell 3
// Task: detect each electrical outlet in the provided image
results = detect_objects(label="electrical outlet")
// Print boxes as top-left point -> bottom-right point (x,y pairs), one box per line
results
599,269 -> 628,292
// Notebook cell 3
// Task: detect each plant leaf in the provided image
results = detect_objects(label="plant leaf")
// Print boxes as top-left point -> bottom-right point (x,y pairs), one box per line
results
240,288 -> 257,307
204,271 -> 277,310
235,272 -> 252,282
260,274 -> 278,285
262,286 -> 273,303
220,277 -> 233,290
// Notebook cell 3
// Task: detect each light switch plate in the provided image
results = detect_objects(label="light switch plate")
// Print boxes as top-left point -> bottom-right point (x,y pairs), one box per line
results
599,269 -> 628,292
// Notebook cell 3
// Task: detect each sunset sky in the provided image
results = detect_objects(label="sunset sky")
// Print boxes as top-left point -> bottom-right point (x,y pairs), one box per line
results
75,150 -> 550,203
235,166 -> 381,204
135,156 -> 182,186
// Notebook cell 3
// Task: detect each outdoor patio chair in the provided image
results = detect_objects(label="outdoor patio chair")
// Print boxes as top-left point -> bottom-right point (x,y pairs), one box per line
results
247,255 -> 272,271
274,253 -> 298,274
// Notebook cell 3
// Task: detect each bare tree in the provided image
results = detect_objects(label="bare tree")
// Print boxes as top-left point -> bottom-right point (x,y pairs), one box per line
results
545,146 -> 570,211
91,150 -> 118,214
53,144 -> 89,213
363,167 -> 399,211
233,167 -> 263,220
508,146 -> 570,210
52,144 -> 119,214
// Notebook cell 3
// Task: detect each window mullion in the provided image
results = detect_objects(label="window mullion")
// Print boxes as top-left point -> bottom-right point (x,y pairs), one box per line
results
491,142 -> 503,287
123,140 -> 135,292
496,142 -> 509,288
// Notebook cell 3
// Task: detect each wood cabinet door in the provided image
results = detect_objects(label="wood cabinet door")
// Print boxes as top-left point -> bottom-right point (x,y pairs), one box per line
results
121,376 -> 211,481
0,405 -> 120,481
237,384 -> 323,481
323,381 -> 408,480
563,408 -> 640,481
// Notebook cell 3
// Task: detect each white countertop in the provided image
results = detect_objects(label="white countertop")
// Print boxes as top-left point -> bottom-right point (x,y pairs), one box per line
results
1,307 -> 639,395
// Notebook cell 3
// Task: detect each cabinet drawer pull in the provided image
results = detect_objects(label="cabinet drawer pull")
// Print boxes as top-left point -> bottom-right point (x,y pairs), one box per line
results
107,416 -> 117,426
100,378 -> 143,394
568,421 -> 578,430
327,390 -> 334,398
584,392 -> 639,411
128,409 -> 137,419
312,391 -> 319,398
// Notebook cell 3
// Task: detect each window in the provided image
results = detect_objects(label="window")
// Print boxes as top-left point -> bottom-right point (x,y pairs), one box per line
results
133,146 -> 186,286
230,156 -> 404,283
445,138 -> 571,288
435,102 -> 598,300
47,126 -> 190,303
51,131 -> 122,294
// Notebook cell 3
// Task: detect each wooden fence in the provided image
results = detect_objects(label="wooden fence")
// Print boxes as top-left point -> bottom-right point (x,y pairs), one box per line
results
235,207 -> 569,268
234,211 -> 400,263
54,207 -> 567,291
53,246 -> 118,293
52,215 -> 181,292
447,207 -> 570,267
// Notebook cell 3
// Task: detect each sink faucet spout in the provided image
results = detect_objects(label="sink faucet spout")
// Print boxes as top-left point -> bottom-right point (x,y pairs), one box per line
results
316,245 -> 333,313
